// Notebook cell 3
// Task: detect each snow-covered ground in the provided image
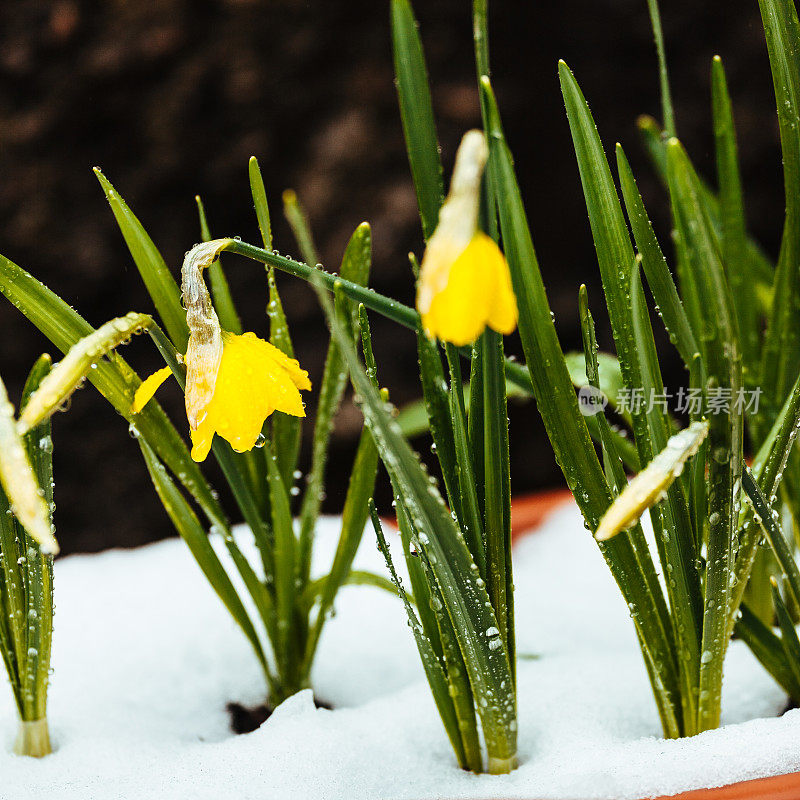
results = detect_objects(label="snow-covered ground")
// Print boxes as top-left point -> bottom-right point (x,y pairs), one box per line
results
2,500 -> 799,799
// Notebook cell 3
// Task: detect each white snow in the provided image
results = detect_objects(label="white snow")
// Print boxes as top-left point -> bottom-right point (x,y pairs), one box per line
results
2,500 -> 799,799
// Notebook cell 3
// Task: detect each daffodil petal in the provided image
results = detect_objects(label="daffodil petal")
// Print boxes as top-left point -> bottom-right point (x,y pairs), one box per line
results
421,236 -> 492,346
245,334 -> 312,392
478,233 -> 518,335
190,421 -> 215,462
420,233 -> 518,346
131,366 -> 173,414
188,331 -> 310,459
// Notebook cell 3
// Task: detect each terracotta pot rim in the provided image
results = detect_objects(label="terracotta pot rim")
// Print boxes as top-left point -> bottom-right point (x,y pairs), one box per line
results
507,488 -> 800,800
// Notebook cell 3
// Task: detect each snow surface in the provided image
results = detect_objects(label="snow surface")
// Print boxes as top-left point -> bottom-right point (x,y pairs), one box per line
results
2,500 -> 799,800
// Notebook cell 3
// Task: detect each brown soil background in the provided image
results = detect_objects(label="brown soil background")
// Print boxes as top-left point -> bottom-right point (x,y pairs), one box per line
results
0,0 -> 783,553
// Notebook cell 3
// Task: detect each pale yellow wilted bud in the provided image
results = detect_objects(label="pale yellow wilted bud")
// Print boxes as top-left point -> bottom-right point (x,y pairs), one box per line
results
0,374 -> 58,555
595,420 -> 709,541
18,312 -> 152,435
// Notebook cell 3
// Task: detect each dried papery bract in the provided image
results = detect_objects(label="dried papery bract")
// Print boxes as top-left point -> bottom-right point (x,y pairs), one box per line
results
0,375 -> 57,555
596,421 -> 709,541
18,312 -> 152,434
181,239 -> 234,429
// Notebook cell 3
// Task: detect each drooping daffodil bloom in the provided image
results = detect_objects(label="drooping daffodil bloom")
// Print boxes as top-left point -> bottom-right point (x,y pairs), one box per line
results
132,332 -> 311,462
416,130 -> 518,346
132,240 -> 311,462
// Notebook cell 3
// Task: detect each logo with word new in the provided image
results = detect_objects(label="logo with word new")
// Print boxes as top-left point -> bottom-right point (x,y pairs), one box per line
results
577,385 -> 608,416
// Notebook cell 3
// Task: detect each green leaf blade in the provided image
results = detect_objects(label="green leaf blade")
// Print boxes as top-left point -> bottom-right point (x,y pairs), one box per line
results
94,169 -> 189,351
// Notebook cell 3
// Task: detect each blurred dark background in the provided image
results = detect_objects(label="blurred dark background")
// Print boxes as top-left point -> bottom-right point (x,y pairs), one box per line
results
0,0 -> 784,554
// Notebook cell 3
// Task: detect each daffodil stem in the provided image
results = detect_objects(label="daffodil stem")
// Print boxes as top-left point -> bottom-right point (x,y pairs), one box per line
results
222,239 -> 535,395
14,717 -> 51,758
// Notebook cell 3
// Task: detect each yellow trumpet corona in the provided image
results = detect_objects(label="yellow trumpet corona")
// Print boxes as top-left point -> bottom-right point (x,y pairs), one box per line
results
417,130 -> 518,346
132,332 -> 311,462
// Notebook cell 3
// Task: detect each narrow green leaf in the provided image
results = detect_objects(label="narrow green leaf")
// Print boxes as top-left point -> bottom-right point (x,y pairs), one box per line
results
735,602 -> 800,701
616,145 -> 700,373
249,160 -> 298,489
479,330 -> 512,678
297,224 -> 372,584
303,424 -> 379,670
631,259 -> 704,734
578,288 -> 627,492
249,156 -> 273,249
283,190 -> 320,268
18,356 -> 55,721
391,0 -> 443,239
759,0 -> 800,408
444,348 -> 486,578
264,441 -> 297,682
467,344 -> 486,516
94,168 -> 188,350
731,373 -> 800,633
771,578 -> 800,691
0,486 -> 25,716
711,56 -> 759,377
268,268 -> 302,490
370,503 -> 468,768
138,438 -> 270,680
667,137 -> 744,732
644,0 -> 676,136
416,334 -> 461,519
481,77 -> 678,730
742,466 -> 800,611
315,275 -> 517,773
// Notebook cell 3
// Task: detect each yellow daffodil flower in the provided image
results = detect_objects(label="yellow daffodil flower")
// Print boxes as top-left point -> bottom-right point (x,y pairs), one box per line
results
132,331 -> 311,462
132,239 -> 310,462
417,130 -> 518,346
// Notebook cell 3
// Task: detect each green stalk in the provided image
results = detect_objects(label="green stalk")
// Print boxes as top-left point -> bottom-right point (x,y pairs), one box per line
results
667,139 -> 743,732
644,0 -> 676,136
480,330 -> 513,679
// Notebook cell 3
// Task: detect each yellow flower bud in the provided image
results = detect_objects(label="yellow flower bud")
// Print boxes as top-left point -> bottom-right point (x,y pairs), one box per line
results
417,130 -> 518,346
